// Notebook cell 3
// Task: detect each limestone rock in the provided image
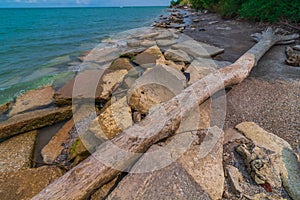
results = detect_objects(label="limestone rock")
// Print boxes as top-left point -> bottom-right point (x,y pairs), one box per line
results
41,119 -> 74,163
127,39 -> 141,48
139,32 -> 159,40
163,60 -> 186,71
109,58 -> 135,71
0,106 -> 72,139
128,65 -> 187,114
82,46 -> 121,63
120,48 -> 145,58
8,86 -> 54,116
0,131 -> 37,172
54,70 -> 128,105
89,97 -> 132,140
178,126 -> 225,200
236,122 -> 300,200
156,39 -> 177,47
226,165 -> 243,194
140,40 -> 157,47
0,166 -> 64,200
154,31 -> 174,40
0,102 -> 12,115
224,128 -> 246,145
107,145 -> 211,200
133,45 -> 165,68
164,49 -> 192,63
172,39 -> 224,58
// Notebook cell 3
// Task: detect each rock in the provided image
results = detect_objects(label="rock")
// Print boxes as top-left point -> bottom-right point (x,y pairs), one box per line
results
54,70 -> 128,106
140,40 -> 157,47
164,49 -> 193,63
41,119 -> 74,163
244,193 -> 288,200
127,39 -> 141,47
178,126 -> 225,200
0,106 -> 72,139
0,131 -> 37,172
133,45 -> 165,68
216,27 -> 232,31
139,32 -> 159,40
120,48 -> 146,58
89,97 -> 132,140
163,60 -> 186,71
107,145 -> 211,200
90,178 -> 118,200
193,18 -> 201,23
156,39 -> 177,47
0,102 -> 12,115
185,58 -> 218,85
226,165 -> 243,194
127,65 -> 186,114
224,128 -> 246,145
154,31 -> 174,40
0,166 -> 64,200
236,122 -> 300,200
208,21 -> 219,25
8,86 -> 54,116
292,45 -> 300,51
109,58 -> 135,71
82,46 -> 121,63
172,39 -> 224,58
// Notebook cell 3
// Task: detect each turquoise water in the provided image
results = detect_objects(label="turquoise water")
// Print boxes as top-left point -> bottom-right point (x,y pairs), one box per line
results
0,7 -> 166,105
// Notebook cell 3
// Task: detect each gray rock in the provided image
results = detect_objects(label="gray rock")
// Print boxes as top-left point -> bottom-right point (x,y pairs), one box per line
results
156,39 -> 177,47
226,165 -> 244,194
0,130 -> 37,172
133,45 -> 165,68
292,45 -> 300,51
164,49 -> 193,63
172,40 -> 224,58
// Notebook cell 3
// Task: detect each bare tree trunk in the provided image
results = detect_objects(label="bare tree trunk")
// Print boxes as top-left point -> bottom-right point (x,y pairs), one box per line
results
32,28 -> 299,200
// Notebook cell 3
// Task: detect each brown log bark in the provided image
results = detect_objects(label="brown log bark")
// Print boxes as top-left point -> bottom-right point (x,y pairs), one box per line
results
32,28 -> 299,200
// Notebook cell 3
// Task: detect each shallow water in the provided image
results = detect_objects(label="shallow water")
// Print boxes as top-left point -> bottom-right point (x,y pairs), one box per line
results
0,7 -> 166,104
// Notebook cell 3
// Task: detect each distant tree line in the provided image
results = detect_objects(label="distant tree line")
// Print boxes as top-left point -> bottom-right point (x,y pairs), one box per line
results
171,0 -> 300,23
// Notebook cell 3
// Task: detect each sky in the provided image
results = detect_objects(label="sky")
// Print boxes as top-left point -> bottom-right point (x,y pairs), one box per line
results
0,0 -> 170,7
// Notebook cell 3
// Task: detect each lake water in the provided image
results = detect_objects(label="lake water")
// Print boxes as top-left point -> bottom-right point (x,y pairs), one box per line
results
0,7 -> 166,105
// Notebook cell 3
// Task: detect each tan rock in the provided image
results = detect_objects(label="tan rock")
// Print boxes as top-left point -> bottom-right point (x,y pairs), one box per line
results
0,106 -> 72,139
139,32 -> 159,40
8,86 -> 54,116
133,45 -> 165,68
54,70 -> 128,106
178,126 -> 225,200
41,119 -> 74,163
162,60 -> 186,71
140,40 -> 157,47
89,97 -> 132,140
156,39 -> 177,47
109,58 -> 135,71
0,166 -> 64,200
0,131 -> 37,172
236,122 -> 300,200
0,102 -> 12,115
172,39 -> 224,58
164,48 -> 192,63
120,48 -> 146,58
224,128 -> 246,145
127,65 -> 186,114
226,165 -> 243,194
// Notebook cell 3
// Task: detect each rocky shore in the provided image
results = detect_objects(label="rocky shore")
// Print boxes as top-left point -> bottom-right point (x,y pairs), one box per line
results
0,7 -> 299,200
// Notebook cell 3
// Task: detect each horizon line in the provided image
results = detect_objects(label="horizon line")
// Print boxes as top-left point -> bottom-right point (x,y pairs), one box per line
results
0,5 -> 169,9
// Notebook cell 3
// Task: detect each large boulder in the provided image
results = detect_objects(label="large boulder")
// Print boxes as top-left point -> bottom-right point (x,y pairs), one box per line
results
0,106 -> 72,139
41,119 -> 74,163
89,96 -> 132,140
172,39 -> 224,58
9,86 -> 54,116
236,122 -> 300,200
109,58 -> 135,71
0,130 -> 37,172
133,45 -> 165,68
0,166 -> 64,200
127,65 -> 187,114
54,69 -> 128,106
164,48 -> 193,63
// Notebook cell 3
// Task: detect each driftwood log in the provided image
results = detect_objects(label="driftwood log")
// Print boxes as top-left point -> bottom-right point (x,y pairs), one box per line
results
32,28 -> 299,200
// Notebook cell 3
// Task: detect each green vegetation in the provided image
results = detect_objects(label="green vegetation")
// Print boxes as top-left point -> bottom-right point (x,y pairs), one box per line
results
175,0 -> 300,22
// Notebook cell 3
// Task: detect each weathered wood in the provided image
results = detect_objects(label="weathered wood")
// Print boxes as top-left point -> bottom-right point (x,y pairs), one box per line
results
32,28 -> 299,200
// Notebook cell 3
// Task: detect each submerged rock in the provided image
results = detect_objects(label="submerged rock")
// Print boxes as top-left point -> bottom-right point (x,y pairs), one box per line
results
0,130 -> 37,172
8,86 -> 54,116
0,166 -> 64,200
89,96 -> 132,140
0,106 -> 72,139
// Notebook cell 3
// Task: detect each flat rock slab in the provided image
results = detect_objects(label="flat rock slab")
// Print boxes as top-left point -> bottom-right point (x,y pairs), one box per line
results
107,146 -> 211,200
0,130 -> 37,172
133,45 -> 165,68
9,86 -> 54,116
54,70 -> 128,106
0,166 -> 64,200
156,39 -> 177,47
172,39 -> 224,58
164,48 -> 193,63
0,106 -> 72,139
